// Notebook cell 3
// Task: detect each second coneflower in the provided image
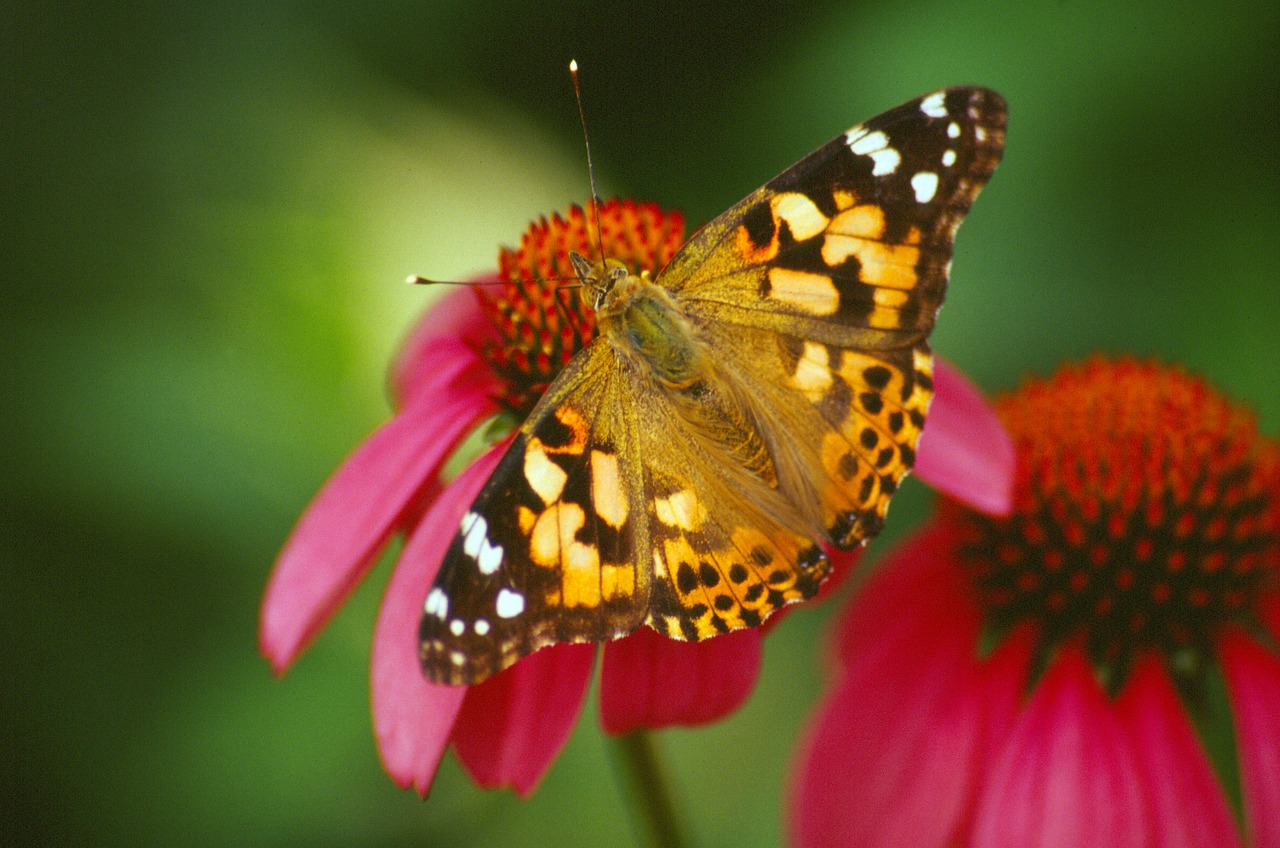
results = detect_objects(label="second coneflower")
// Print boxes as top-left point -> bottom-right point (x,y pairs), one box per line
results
789,357 -> 1280,848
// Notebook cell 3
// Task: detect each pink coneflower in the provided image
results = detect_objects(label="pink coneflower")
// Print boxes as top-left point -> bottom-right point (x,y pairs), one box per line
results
789,358 -> 1280,848
260,199 -> 1014,797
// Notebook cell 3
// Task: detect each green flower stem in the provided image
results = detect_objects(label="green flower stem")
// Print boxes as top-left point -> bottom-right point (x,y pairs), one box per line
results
610,730 -> 690,848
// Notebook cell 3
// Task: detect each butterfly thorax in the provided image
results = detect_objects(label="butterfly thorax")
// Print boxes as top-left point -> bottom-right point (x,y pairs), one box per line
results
570,250 -> 780,490
571,251 -> 701,389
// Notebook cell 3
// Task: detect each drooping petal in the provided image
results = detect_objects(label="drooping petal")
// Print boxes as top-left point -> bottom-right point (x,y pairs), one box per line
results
598,626 -> 761,736
915,358 -> 1015,517
451,641 -> 596,797
786,555 -> 984,848
1118,653 -> 1241,848
389,285 -> 501,410
261,385 -> 497,673
1221,629 -> 1280,848
370,446 -> 502,794
970,647 -> 1148,848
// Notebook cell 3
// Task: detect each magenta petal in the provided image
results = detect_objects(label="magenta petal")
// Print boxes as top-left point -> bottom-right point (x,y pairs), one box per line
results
971,648 -> 1148,848
1117,654 -> 1241,848
260,387 -> 496,673
451,641 -> 596,797
369,450 -> 501,794
830,522 -> 971,671
787,574 -> 983,848
390,285 -> 501,409
599,626 -> 761,735
956,625 -> 1035,842
915,358 -> 1014,516
1221,630 -> 1280,848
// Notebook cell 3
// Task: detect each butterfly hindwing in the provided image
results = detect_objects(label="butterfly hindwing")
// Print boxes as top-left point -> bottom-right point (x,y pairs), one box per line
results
640,448 -> 832,642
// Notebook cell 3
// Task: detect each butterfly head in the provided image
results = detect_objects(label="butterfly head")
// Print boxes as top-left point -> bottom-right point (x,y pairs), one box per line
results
568,250 -> 637,312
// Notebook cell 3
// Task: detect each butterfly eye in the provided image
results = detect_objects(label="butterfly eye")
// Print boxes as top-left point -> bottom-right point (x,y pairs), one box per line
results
592,282 -> 610,311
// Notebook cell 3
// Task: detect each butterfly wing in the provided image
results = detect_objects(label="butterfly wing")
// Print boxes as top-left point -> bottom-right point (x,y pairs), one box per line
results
658,86 -> 1006,548
419,341 -> 650,685
664,87 -> 1006,341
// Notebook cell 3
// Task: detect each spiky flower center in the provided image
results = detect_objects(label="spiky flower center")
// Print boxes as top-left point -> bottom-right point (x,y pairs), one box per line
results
951,359 -> 1280,690
475,199 -> 685,416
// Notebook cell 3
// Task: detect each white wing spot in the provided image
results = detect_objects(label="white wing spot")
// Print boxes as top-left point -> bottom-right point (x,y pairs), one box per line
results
450,651 -> 465,665
975,126 -> 988,142
496,588 -> 525,619
920,91 -> 948,118
947,122 -> 961,139
477,538 -> 504,575
460,510 -> 503,574
424,587 -> 449,619
868,147 -> 900,176
942,149 -> 957,167
461,511 -> 488,560
474,619 -> 490,636
911,172 -> 939,204
449,618 -> 465,636
845,128 -> 900,175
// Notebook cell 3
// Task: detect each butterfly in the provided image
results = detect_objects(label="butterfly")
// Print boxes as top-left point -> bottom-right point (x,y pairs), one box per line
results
420,87 -> 1006,684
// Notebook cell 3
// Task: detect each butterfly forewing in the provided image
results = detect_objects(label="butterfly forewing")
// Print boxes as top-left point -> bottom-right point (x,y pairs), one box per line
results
419,343 -> 650,685
420,87 -> 1006,685
667,86 -> 1006,349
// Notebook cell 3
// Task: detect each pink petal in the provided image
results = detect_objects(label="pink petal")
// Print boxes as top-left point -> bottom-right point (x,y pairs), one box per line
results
389,285 -> 501,410
451,641 -> 596,797
970,647 -> 1148,848
369,446 -> 502,794
787,565 -> 984,848
829,522 -> 969,671
1221,629 -> 1280,848
598,626 -> 761,735
788,522 -> 1035,848
260,385 -> 496,673
916,358 -> 1015,516
956,625 -> 1036,843
1116,654 -> 1240,848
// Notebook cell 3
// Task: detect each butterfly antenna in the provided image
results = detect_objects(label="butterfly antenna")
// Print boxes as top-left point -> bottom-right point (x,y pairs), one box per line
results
569,59 -> 605,265
406,275 -> 575,287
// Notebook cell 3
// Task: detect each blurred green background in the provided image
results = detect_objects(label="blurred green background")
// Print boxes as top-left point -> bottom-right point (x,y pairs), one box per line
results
6,1 -> 1277,845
